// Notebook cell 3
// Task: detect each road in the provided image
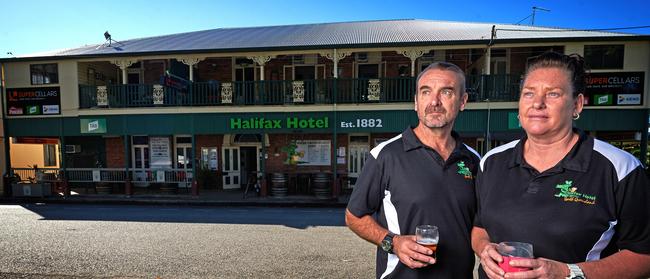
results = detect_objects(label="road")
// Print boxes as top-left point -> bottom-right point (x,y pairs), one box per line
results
0,204 -> 374,278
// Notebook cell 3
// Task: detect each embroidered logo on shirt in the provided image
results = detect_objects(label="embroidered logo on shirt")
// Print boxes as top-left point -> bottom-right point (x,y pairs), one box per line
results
456,161 -> 473,179
554,180 -> 596,205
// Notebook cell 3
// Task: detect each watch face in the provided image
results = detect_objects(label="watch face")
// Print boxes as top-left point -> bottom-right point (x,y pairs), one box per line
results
381,239 -> 392,252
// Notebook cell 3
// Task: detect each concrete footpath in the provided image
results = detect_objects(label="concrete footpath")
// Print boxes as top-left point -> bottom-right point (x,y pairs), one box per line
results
0,189 -> 351,207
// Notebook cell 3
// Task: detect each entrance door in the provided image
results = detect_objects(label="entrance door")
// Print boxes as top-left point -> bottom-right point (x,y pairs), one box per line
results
357,64 -> 380,102
175,145 -> 193,188
222,146 -> 240,189
239,146 -> 259,188
348,144 -> 369,189
132,145 -> 150,185
235,67 -> 256,104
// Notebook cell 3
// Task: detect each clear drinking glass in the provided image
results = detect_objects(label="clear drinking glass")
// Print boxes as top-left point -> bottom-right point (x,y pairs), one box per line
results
415,225 -> 439,259
496,241 -> 534,272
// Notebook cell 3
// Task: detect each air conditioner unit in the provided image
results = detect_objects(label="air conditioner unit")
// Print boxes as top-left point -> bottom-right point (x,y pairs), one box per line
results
65,145 -> 81,154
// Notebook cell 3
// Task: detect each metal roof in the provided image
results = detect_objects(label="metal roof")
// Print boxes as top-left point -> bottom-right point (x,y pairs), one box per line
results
5,19 -> 646,61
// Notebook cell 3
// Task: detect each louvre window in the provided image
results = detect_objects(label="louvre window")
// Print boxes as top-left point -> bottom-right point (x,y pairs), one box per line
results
584,45 -> 624,69
30,63 -> 59,85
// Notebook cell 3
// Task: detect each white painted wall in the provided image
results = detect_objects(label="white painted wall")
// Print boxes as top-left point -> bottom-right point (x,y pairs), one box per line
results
4,60 -> 79,117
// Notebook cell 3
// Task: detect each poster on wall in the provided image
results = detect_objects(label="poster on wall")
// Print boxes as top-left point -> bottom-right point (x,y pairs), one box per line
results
294,140 -> 331,166
149,137 -> 172,168
6,87 -> 61,115
584,72 -> 644,106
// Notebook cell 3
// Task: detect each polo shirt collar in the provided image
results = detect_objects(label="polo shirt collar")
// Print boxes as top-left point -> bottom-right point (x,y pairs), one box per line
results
510,128 -> 592,172
402,127 -> 475,161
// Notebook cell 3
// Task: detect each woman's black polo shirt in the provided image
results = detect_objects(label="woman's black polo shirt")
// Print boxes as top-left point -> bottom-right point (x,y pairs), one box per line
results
348,128 -> 480,279
475,130 -> 650,274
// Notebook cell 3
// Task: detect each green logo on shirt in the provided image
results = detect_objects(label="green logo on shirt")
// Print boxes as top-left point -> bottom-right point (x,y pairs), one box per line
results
456,161 -> 473,179
554,180 -> 596,205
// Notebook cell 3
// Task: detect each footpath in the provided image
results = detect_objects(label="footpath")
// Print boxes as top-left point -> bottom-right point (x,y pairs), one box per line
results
0,189 -> 350,208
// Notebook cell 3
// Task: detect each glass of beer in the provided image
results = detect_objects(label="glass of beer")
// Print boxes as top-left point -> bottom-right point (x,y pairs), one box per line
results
496,242 -> 533,273
415,225 -> 439,259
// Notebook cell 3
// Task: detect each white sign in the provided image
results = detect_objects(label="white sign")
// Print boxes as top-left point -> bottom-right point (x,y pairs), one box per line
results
150,137 -> 172,168
617,94 -> 641,105
43,105 -> 60,114
88,120 -> 99,132
156,170 -> 165,182
92,170 -> 101,182
295,140 -> 331,166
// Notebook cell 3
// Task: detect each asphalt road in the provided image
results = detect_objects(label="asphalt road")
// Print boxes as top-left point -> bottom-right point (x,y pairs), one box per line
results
0,204 -> 375,278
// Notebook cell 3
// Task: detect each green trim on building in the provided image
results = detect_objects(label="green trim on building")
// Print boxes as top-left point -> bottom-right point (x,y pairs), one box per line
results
6,109 -> 648,137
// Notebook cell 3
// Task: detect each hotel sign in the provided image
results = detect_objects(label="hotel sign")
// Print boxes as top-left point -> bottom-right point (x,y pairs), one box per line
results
230,117 -> 329,130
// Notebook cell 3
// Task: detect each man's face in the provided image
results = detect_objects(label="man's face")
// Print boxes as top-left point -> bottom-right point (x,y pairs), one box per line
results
414,69 -> 468,129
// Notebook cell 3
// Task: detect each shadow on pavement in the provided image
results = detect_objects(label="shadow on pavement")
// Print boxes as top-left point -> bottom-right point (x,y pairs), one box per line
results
16,203 -> 347,229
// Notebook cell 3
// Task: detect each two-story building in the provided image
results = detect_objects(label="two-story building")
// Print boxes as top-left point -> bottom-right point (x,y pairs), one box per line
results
1,19 -> 648,198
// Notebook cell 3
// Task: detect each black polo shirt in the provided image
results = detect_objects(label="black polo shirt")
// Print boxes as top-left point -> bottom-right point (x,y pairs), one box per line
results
475,130 -> 650,277
347,127 -> 480,279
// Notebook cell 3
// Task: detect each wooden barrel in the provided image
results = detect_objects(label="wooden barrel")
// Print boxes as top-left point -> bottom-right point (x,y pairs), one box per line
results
312,173 -> 331,199
271,173 -> 288,197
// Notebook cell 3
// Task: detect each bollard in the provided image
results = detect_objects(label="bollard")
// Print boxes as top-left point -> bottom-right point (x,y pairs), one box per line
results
260,177 -> 267,197
192,180 -> 199,196
125,179 -> 132,197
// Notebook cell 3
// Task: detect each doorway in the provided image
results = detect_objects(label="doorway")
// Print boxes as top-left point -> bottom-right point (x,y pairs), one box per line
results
131,136 -> 150,186
239,146 -> 259,189
348,135 -> 370,189
235,67 -> 256,104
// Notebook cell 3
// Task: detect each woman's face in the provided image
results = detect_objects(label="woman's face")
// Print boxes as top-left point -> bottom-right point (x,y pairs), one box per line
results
519,67 -> 583,139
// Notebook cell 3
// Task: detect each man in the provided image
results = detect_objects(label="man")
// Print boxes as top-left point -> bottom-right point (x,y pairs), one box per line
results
345,62 -> 480,278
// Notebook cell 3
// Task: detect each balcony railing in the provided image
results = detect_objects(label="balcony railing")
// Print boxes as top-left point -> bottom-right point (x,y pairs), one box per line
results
79,75 -> 520,108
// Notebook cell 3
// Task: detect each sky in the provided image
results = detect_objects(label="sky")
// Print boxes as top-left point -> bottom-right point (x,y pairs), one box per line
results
1,0 -> 649,58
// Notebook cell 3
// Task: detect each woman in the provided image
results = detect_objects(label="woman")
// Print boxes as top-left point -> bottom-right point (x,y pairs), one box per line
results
472,52 -> 650,279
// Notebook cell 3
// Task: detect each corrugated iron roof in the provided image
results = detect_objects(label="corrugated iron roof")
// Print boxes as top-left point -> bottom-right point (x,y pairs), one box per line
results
8,19 -> 645,60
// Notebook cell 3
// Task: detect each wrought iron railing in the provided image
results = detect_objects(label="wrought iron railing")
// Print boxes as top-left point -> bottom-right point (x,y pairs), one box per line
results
79,75 -> 521,108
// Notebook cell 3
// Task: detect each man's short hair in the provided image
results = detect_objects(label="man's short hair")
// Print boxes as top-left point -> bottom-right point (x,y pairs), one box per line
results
415,62 -> 466,94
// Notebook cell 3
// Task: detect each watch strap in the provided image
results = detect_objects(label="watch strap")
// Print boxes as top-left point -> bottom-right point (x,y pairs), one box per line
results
566,264 -> 585,279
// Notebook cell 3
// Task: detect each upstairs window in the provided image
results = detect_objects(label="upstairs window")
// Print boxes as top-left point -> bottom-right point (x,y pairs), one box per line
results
584,45 -> 624,69
30,63 -> 59,85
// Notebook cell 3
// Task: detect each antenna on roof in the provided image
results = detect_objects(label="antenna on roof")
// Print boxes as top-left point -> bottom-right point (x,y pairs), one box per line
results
97,31 -> 124,49
514,6 -> 551,26
531,6 -> 550,26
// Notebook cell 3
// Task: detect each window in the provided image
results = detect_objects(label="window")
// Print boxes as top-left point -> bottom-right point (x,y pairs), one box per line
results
31,63 -> 59,85
584,45 -> 624,69
43,144 -> 57,167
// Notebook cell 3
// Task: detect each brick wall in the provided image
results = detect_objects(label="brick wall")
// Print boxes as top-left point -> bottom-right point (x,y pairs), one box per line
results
143,60 -> 167,84
105,137 -> 125,168
196,58 -> 232,82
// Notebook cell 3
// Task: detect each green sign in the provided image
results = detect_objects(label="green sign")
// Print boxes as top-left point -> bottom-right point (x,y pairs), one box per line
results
26,105 -> 40,115
508,112 -> 521,129
593,94 -> 613,105
230,117 -> 329,130
80,119 -> 107,134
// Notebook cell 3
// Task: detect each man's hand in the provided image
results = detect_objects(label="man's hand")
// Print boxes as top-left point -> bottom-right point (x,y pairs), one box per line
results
392,235 -> 436,269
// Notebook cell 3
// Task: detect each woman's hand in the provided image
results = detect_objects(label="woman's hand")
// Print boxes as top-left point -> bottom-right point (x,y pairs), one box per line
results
479,242 -> 505,278
503,257 -> 569,279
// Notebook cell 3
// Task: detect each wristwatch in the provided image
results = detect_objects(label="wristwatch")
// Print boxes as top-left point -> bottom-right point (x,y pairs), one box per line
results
566,264 -> 585,279
380,232 -> 396,254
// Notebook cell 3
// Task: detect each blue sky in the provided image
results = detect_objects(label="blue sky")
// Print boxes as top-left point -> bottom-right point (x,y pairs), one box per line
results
1,0 -> 649,58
